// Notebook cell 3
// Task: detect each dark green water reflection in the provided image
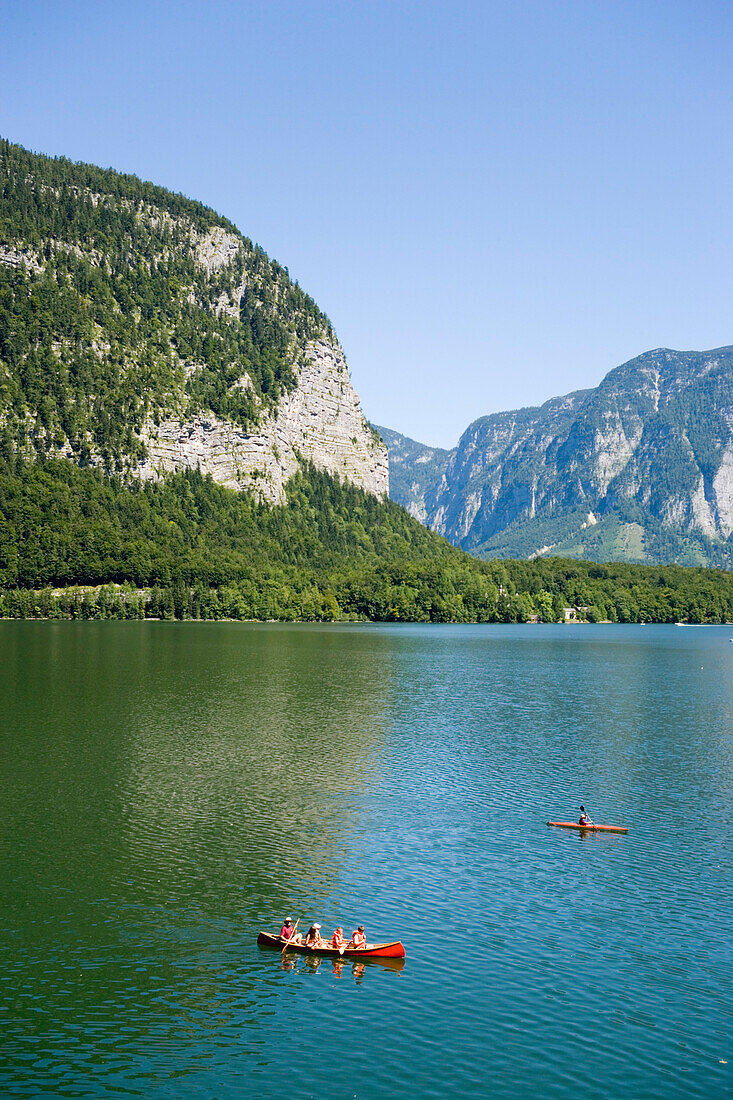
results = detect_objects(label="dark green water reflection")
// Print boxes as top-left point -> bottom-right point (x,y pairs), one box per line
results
1,623 -> 731,1097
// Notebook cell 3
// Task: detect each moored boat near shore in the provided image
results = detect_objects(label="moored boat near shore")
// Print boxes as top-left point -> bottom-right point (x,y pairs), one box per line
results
257,931 -> 406,959
547,820 -> 629,834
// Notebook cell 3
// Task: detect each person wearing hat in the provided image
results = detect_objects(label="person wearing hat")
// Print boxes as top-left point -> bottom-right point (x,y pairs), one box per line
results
349,925 -> 367,950
304,923 -> 324,948
280,918 -> 302,945
578,806 -> 593,826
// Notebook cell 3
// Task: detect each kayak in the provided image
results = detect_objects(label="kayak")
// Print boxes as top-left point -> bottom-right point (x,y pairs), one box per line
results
257,931 -> 406,959
547,820 -> 629,834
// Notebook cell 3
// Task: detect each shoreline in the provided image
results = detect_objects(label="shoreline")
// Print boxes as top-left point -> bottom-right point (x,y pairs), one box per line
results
1,615 -> 730,627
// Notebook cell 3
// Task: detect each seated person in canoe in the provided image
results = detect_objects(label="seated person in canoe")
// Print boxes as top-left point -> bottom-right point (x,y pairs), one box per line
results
332,926 -> 345,950
304,923 -> 325,948
578,806 -> 593,826
349,925 -> 367,950
280,918 -> 302,945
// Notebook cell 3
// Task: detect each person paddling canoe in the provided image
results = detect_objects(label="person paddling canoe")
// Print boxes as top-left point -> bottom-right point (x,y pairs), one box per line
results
578,806 -> 593,826
280,918 -> 302,945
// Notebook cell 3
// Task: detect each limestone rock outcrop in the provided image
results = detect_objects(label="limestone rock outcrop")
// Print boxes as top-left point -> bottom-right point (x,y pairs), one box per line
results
139,339 -> 388,504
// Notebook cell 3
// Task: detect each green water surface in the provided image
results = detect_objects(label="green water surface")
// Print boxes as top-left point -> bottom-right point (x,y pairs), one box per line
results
1,622 -> 731,1098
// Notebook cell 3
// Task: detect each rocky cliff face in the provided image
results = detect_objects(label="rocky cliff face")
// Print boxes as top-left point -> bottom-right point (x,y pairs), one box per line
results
142,224 -> 387,503
383,347 -> 733,567
140,337 -> 387,504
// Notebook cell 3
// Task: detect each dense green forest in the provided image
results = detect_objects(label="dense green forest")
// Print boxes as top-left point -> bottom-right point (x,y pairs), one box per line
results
1,454 -> 731,623
0,138 -> 331,470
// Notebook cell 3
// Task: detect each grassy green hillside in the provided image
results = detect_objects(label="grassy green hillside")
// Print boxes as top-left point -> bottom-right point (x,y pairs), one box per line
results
474,506 -> 726,568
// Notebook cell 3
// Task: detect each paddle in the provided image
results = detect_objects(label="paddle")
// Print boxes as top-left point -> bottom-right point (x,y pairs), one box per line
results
281,918 -> 300,954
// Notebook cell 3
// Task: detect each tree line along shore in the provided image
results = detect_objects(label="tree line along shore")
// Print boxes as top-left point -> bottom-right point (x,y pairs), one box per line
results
1,582 -> 730,623
1,457 -> 731,625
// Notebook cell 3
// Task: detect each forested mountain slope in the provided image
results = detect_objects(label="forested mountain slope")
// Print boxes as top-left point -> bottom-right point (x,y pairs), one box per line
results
383,348 -> 733,568
0,138 -> 386,501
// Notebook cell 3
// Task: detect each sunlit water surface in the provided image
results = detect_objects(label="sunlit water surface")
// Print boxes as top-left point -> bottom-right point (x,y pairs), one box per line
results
1,622 -> 732,1098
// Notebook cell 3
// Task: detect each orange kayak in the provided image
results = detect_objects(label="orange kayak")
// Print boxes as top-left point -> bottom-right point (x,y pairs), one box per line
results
547,820 -> 629,834
257,931 -> 406,959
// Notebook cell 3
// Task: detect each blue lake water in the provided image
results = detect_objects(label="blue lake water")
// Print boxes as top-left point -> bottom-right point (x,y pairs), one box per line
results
1,622 -> 731,1097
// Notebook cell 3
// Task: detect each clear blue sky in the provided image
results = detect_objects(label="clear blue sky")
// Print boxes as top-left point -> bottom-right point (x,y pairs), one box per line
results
2,0 -> 732,447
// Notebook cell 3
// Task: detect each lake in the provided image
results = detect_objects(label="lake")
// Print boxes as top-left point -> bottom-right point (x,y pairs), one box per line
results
1,622 -> 731,1098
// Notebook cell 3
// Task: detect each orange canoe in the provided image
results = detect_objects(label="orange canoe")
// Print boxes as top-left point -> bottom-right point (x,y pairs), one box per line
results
257,931 -> 406,959
547,820 -> 629,834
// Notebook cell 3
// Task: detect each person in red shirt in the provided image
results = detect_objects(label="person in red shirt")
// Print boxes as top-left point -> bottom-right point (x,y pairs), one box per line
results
350,925 -> 367,949
280,918 -> 301,945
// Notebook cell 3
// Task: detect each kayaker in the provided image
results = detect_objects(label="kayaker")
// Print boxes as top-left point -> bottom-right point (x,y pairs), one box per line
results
350,925 -> 367,950
280,918 -> 302,944
304,924 -> 324,947
578,806 -> 593,825
332,926 -> 345,950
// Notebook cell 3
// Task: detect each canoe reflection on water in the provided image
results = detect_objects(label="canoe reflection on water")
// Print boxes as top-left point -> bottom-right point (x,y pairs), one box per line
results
576,828 -> 628,842
269,947 -> 405,982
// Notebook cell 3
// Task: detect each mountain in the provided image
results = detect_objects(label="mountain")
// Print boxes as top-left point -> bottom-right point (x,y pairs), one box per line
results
381,347 -> 733,568
0,136 -> 495,621
372,426 -> 450,524
2,137 -> 732,623
0,138 -> 386,502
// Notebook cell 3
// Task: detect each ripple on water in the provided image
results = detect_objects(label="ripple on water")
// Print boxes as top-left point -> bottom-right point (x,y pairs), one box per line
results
1,622 -> 732,1098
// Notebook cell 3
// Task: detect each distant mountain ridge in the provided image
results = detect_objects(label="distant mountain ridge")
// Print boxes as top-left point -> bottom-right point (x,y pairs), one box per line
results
377,346 -> 733,568
374,427 -> 451,525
